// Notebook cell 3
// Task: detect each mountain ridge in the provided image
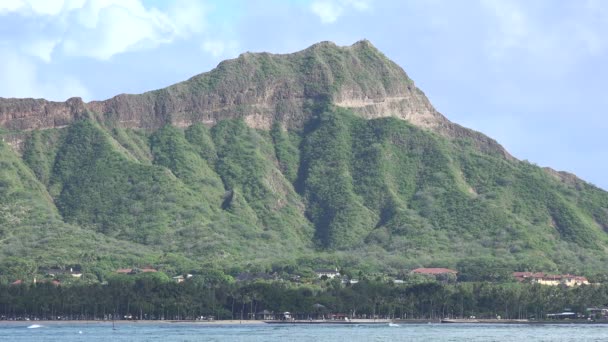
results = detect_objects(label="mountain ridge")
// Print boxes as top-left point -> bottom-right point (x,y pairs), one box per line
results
0,40 -> 607,278
0,40 -> 510,160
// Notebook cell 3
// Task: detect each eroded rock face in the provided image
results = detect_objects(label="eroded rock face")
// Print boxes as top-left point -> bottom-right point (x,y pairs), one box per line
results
0,97 -> 86,131
0,40 -> 510,158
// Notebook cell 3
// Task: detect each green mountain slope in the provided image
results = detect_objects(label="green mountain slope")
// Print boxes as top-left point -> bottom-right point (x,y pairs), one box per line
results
0,41 -> 607,279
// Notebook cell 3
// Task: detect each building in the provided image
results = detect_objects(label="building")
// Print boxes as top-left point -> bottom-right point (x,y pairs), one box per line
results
40,266 -> 82,278
172,274 -> 193,283
513,272 -> 589,287
279,312 -> 292,320
340,277 -> 359,285
561,274 -> 590,287
547,312 -> 578,319
586,307 -> 608,319
315,268 -> 340,279
255,310 -> 275,320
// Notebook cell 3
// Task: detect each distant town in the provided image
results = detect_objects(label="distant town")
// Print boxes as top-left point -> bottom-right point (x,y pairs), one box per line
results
7,265 -> 595,288
3,264 -> 606,323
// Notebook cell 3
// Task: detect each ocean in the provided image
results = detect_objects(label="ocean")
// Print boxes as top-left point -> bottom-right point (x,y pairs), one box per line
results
1,322 -> 606,341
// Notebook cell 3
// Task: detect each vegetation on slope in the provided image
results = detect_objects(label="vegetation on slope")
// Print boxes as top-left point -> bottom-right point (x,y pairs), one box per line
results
1,107 -> 607,279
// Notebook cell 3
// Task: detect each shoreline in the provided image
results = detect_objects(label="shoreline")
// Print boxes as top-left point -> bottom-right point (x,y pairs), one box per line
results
0,319 -> 391,325
1,319 -> 607,326
0,320 -> 267,325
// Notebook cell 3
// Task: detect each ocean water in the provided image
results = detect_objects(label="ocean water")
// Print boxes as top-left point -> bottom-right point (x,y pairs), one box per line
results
1,322 -> 607,341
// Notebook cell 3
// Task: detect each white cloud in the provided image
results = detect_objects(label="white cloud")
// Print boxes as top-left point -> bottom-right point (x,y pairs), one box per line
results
310,0 -> 370,24
0,0 -> 86,16
0,48 -> 90,100
22,39 -> 59,63
0,0 -> 208,61
169,0 -> 207,37
311,1 -> 342,23
481,0 -> 608,68
0,0 -> 224,101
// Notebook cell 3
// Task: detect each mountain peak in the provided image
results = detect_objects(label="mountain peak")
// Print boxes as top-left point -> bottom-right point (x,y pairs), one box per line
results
350,38 -> 375,49
0,40 -> 509,158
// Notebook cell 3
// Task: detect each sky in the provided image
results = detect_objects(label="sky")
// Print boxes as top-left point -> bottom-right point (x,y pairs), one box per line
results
0,0 -> 606,189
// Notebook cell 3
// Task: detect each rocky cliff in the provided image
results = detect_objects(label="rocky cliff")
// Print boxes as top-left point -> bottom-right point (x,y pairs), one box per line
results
0,40 -> 509,158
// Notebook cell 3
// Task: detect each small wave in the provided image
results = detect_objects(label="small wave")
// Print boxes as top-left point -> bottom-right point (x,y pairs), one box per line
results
27,324 -> 43,329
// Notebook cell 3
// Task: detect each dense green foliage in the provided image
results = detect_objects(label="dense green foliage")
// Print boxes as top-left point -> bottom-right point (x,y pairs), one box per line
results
3,275 -> 608,321
1,104 -> 608,279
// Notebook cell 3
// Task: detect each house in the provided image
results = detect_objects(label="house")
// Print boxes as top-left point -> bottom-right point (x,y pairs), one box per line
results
547,312 -> 578,319
315,268 -> 340,279
562,274 -> 590,286
341,277 -> 359,285
172,274 -> 193,283
586,307 -> 608,319
68,266 -> 83,278
536,274 -> 562,286
333,313 -> 350,321
10,279 -> 23,286
279,312 -> 292,320
255,310 -> 275,320
40,266 -> 82,278
513,272 -> 589,287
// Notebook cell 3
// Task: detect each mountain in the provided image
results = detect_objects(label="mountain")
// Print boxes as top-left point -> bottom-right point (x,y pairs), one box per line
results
0,40 -> 607,280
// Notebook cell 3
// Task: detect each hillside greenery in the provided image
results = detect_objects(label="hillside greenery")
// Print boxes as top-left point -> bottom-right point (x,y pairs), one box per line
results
1,107 -> 608,280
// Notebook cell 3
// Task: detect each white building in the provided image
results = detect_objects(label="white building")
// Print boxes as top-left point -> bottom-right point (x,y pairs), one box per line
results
315,268 -> 340,279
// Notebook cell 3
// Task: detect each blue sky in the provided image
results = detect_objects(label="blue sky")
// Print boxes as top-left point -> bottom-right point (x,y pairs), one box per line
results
0,0 -> 606,189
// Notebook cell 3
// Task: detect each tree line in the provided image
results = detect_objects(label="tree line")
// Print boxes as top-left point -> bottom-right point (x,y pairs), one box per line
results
1,273 -> 608,321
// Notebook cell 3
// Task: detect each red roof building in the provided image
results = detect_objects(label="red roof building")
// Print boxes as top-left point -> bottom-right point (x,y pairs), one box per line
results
10,279 -> 23,286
